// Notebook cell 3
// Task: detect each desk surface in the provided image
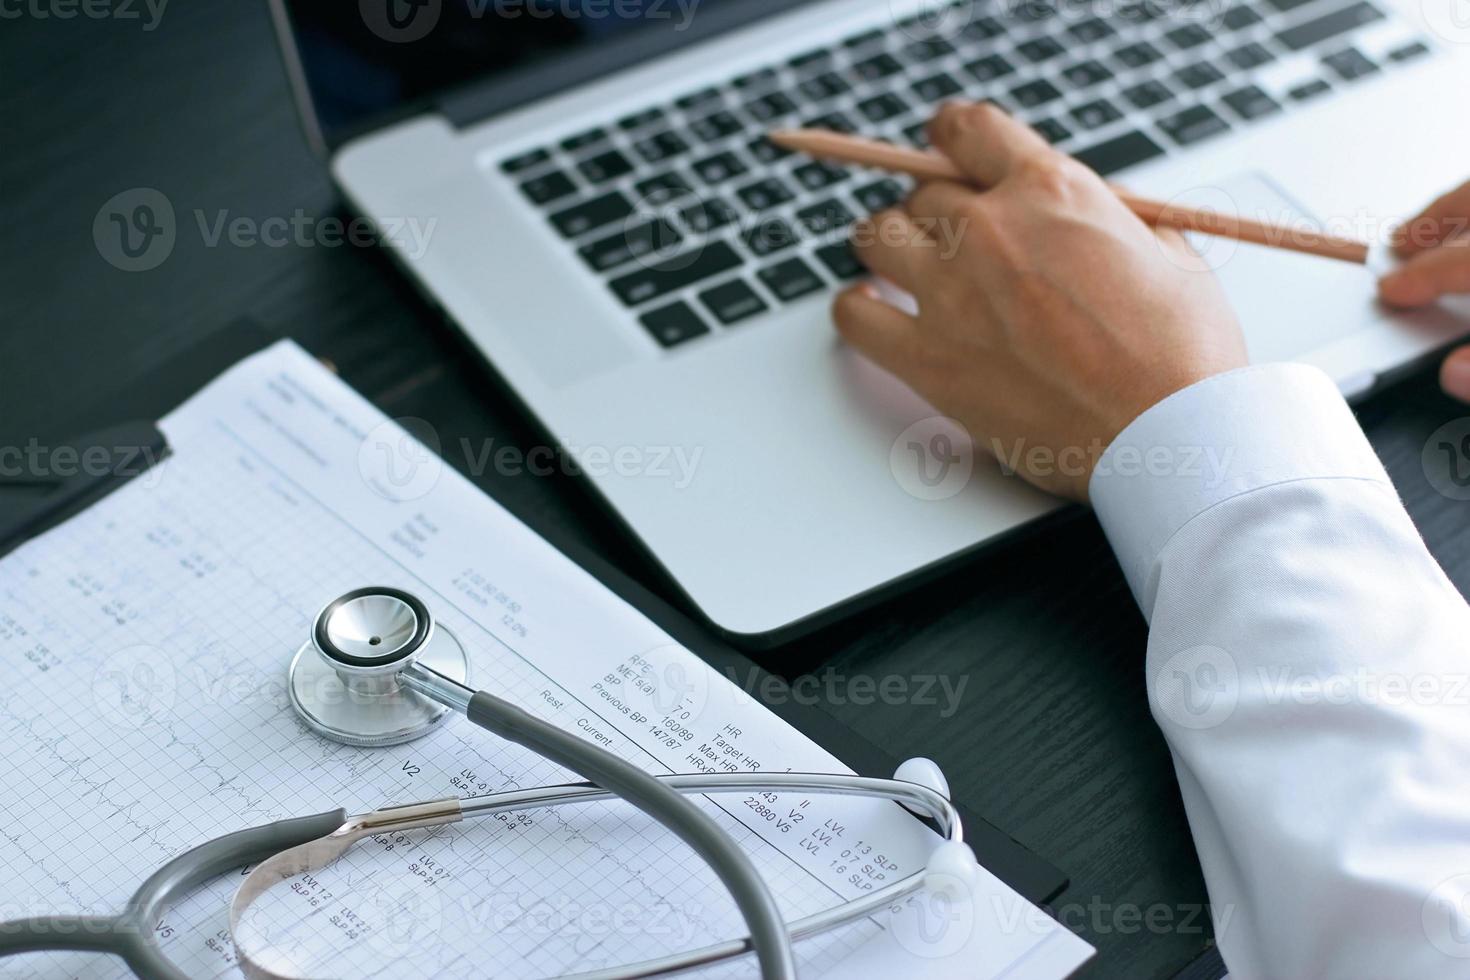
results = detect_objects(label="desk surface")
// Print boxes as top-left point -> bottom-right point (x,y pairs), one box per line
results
4,5 -> 1468,978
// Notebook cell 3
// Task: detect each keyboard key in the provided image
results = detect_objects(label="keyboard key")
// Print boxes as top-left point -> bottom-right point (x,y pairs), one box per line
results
699,278 -> 769,324
579,149 -> 634,184
853,53 -> 905,80
803,110 -> 857,133
795,198 -> 857,236
747,136 -> 792,164
610,240 -> 743,306
733,67 -> 779,91
744,218 -> 801,257
1116,0 -> 1164,22
789,48 -> 833,73
1226,42 -> 1275,69
580,219 -> 683,273
1123,78 -> 1173,109
816,242 -> 865,280
618,107 -> 665,132
520,170 -> 576,205
1062,60 -> 1113,87
966,54 -> 1016,81
635,172 -> 695,204
692,152 -> 748,186
1222,5 -> 1264,29
633,131 -> 690,163
1072,130 -> 1166,175
549,191 -> 633,238
962,15 -> 1006,40
1276,1 -> 1384,51
1176,63 -> 1226,89
1289,77 -> 1333,99
737,177 -> 797,211
858,93 -> 911,122
639,301 -> 711,348
691,111 -> 744,143
1221,84 -> 1283,119
800,71 -> 851,101
794,161 -> 851,192
561,127 -> 608,153
681,198 -> 739,234
904,121 -> 931,147
745,90 -> 799,122
1068,17 -> 1116,41
1033,117 -> 1073,144
1017,37 -> 1065,62
904,36 -> 957,61
1265,0 -> 1316,12
1013,0 -> 1057,22
1157,104 -> 1232,145
843,28 -> 886,50
1070,99 -> 1122,129
675,87 -> 722,111
914,71 -> 963,102
1166,24 -> 1212,49
1387,39 -> 1430,61
853,178 -> 906,213
1113,40 -> 1164,69
759,258 -> 827,302
501,148 -> 550,174
1011,79 -> 1064,108
1324,46 -> 1380,79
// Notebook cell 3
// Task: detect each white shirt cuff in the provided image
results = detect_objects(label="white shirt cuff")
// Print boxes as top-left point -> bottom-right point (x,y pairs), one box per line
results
1089,363 -> 1393,614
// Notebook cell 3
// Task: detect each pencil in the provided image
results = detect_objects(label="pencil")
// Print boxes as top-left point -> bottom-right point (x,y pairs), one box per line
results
768,128 -> 1371,265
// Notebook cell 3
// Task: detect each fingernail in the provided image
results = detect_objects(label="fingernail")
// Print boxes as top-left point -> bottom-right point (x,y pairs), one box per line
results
1443,350 -> 1470,402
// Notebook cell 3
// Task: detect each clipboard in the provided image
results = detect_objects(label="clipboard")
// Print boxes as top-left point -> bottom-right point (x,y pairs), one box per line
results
0,319 -> 1070,908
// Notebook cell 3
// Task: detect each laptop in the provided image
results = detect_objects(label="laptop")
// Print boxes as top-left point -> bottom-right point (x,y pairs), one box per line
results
270,0 -> 1470,642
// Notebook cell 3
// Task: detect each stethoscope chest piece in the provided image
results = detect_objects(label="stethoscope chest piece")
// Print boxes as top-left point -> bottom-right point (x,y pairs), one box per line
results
287,587 -> 471,747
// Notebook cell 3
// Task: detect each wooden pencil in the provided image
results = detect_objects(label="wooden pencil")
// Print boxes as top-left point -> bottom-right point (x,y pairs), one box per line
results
768,128 -> 1371,265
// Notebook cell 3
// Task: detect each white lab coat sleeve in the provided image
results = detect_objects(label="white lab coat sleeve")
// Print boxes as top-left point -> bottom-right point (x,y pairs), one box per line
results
1088,363 -> 1470,978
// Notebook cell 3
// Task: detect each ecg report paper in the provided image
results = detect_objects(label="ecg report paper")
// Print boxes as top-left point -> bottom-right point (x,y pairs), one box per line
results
0,341 -> 1092,979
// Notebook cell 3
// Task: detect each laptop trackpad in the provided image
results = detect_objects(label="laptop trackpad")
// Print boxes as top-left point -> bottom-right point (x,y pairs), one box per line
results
1172,172 -> 1380,365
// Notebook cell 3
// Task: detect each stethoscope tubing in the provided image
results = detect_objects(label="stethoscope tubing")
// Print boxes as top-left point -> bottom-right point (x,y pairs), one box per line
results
228,772 -> 961,980
0,775 -> 959,980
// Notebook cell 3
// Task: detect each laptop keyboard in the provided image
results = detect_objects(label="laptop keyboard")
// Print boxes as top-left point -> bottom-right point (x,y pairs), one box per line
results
498,0 -> 1432,349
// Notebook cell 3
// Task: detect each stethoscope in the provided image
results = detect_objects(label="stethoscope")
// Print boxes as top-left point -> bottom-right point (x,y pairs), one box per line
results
0,587 -> 979,980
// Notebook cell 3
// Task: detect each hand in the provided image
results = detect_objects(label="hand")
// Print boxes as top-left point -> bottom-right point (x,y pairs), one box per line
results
832,103 -> 1247,502
1378,181 -> 1470,403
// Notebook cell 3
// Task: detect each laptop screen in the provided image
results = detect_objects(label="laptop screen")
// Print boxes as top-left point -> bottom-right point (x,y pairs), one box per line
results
276,0 -> 807,151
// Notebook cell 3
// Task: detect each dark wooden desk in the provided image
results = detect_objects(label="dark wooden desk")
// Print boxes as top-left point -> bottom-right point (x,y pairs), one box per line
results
3,5 -> 1467,977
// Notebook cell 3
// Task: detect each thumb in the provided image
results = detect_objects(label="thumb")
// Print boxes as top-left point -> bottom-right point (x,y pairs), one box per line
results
831,284 -> 924,378
1443,346 -> 1470,403
1378,238 -> 1470,308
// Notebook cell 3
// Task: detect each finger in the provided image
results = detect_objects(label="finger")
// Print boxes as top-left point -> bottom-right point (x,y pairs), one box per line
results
850,209 -> 938,293
1377,237 -> 1470,307
905,179 -> 976,222
831,284 -> 922,376
1153,225 -> 1214,272
1393,180 -> 1470,257
927,102 -> 1050,188
1443,346 -> 1470,403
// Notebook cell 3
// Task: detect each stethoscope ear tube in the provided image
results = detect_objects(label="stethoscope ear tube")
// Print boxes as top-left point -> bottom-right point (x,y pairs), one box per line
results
464,688 -> 799,980
0,810 -> 349,980
225,773 -> 968,980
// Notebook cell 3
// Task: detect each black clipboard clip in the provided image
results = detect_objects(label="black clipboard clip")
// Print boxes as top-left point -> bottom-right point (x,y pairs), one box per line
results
0,421 -> 170,560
